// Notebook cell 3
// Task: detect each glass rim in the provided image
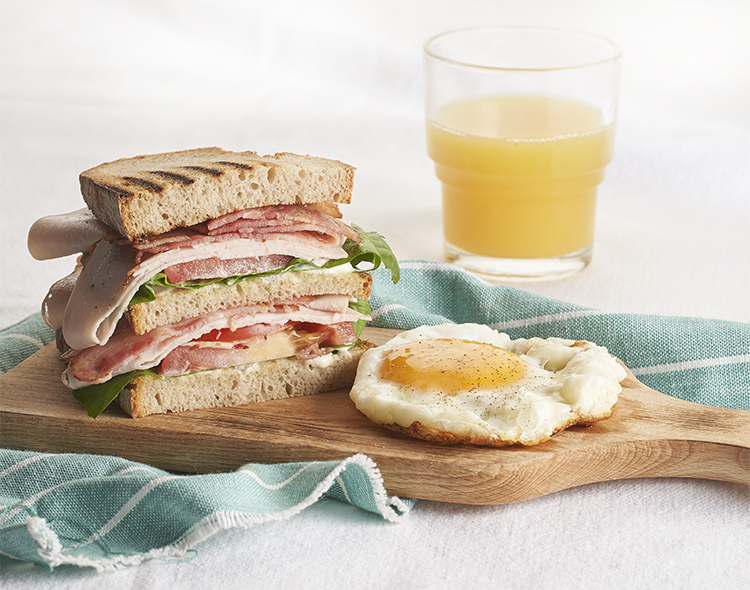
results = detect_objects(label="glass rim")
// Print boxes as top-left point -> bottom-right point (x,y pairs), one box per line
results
424,25 -> 622,72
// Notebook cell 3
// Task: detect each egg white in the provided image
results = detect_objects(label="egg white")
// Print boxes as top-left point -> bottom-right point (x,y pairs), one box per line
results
350,323 -> 627,446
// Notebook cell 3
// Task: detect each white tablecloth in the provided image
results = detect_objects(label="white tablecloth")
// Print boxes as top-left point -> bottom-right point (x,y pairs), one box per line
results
1,1 -> 748,587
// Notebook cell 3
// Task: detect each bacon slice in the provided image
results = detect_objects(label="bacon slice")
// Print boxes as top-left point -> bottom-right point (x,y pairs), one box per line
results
206,204 -> 361,242
131,205 -> 361,256
158,328 -> 312,377
61,296 -> 367,388
126,225 -> 209,256
295,322 -> 358,360
158,322 -> 357,377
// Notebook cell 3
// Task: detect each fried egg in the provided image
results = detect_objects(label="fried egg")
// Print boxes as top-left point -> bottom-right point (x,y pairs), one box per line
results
350,323 -> 626,446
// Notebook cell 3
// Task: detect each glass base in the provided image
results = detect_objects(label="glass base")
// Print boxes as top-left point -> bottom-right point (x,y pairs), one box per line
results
445,243 -> 592,283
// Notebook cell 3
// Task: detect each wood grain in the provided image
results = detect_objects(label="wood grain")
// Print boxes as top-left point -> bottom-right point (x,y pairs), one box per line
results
1,327 -> 748,505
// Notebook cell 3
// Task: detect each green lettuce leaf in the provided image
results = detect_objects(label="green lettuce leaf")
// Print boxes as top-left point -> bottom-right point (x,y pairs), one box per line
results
72,368 -> 159,418
349,297 -> 371,338
341,224 -> 400,283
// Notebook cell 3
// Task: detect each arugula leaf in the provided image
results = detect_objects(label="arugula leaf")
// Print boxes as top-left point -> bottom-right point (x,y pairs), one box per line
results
130,282 -> 159,305
72,368 -> 159,418
348,297 -> 371,338
342,224 -> 400,283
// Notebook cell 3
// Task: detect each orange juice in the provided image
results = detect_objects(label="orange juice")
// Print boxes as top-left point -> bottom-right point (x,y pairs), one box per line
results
427,95 -> 615,259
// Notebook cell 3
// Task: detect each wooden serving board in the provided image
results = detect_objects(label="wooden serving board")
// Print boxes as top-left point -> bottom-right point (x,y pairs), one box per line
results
1,327 -> 748,505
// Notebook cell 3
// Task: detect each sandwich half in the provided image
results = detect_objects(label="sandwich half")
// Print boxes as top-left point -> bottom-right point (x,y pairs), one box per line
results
28,148 -> 399,418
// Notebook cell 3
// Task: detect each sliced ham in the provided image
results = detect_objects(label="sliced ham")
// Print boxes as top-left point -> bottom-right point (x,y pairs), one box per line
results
28,208 -> 111,261
61,296 -> 367,388
62,238 -> 140,350
42,264 -> 83,329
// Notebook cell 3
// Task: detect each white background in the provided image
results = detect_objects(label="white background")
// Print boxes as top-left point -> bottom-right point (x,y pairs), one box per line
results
1,0 -> 749,328
1,1 -> 748,587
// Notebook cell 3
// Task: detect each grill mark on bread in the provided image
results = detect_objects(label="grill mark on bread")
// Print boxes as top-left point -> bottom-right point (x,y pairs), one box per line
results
79,149 -> 357,241
100,183 -> 134,197
216,161 -> 254,170
150,171 -> 195,185
122,176 -> 164,193
182,165 -> 224,177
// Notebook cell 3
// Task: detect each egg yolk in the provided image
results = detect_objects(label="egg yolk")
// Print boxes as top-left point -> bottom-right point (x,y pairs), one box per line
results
378,338 -> 525,394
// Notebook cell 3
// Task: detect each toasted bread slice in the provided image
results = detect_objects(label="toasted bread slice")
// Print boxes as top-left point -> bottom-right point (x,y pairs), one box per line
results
126,269 -> 373,335
80,148 -> 356,241
117,341 -> 373,418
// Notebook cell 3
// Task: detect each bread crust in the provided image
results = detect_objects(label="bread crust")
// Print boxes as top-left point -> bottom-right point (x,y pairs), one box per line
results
80,148 -> 356,241
117,341 -> 374,418
126,270 -> 373,335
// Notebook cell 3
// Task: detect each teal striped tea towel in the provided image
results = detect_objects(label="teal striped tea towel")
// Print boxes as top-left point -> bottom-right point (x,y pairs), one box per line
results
368,261 -> 749,411
1,260 -> 748,571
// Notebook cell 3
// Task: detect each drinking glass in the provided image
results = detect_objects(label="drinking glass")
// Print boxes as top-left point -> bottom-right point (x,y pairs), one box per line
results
424,26 -> 621,281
